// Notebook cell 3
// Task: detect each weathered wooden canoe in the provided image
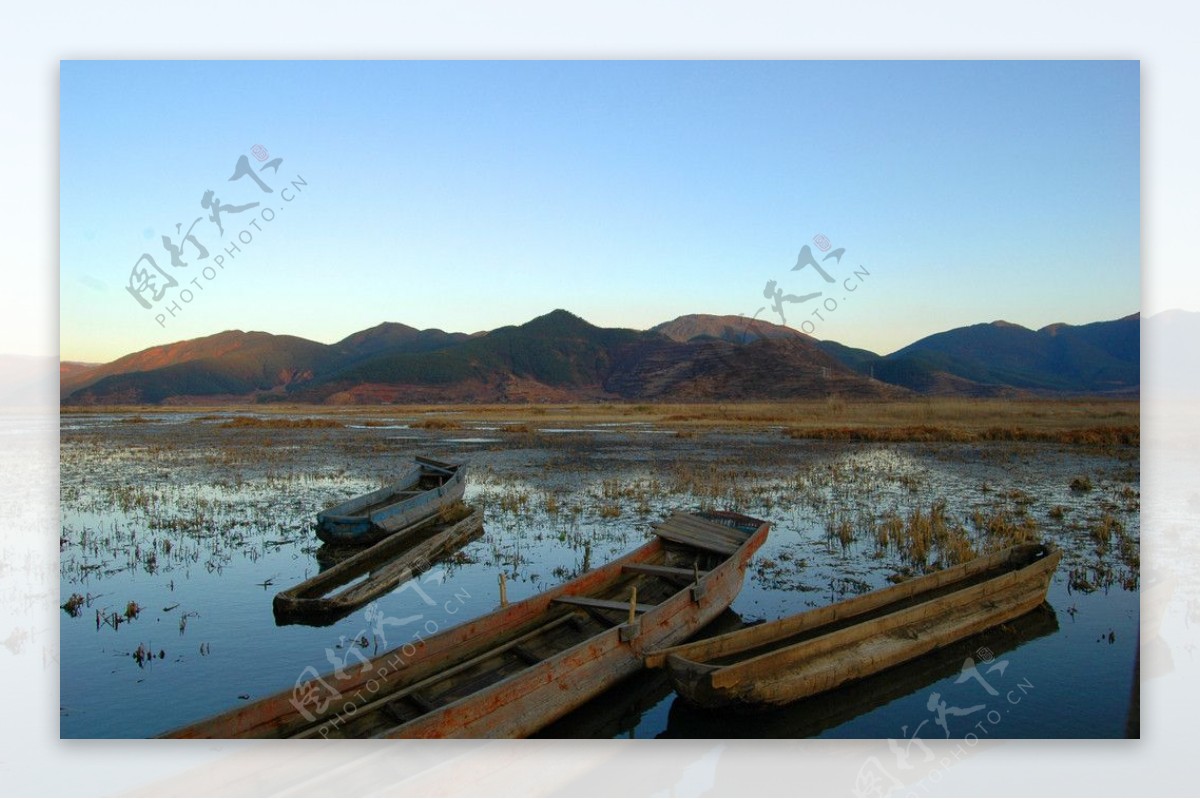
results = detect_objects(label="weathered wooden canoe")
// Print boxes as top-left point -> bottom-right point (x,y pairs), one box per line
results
163,510 -> 768,739
316,456 -> 466,545
275,506 -> 484,627
660,603 -> 1060,737
646,542 -> 1060,710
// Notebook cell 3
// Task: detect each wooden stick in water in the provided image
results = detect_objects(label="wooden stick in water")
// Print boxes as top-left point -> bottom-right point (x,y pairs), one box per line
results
499,572 -> 508,607
628,586 -> 638,626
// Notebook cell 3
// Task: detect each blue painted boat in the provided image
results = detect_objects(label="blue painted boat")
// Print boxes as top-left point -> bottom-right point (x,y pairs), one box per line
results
315,456 -> 467,545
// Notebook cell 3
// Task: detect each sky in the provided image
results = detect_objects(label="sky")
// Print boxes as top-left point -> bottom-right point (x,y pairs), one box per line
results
59,60 -> 1140,363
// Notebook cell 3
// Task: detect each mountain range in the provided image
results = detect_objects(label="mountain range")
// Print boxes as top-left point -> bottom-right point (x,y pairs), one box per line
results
58,310 -> 1141,405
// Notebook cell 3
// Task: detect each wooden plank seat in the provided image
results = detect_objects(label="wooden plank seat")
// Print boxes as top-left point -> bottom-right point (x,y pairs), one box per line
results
622,563 -> 709,580
551,596 -> 657,614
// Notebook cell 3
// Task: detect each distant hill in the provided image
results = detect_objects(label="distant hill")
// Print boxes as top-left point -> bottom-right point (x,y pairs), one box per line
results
872,315 -> 1139,395
809,315 -> 1138,397
605,335 -> 905,401
62,330 -> 341,404
61,361 -> 99,379
301,310 -> 651,403
302,310 -> 901,403
61,310 -> 898,405
652,314 -> 807,345
814,341 -> 881,375
59,309 -> 1140,405
335,323 -> 469,360
647,315 -> 908,399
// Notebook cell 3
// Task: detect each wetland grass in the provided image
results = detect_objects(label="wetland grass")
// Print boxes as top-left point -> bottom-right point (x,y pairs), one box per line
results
409,418 -> 465,430
786,424 -> 1137,446
102,398 -> 1137,440
597,504 -> 621,519
437,500 -> 474,524
874,499 -> 979,571
219,416 -> 343,429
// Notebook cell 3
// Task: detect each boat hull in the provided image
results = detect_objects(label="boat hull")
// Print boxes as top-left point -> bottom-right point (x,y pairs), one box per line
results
315,459 -> 467,545
274,508 -> 484,626
654,543 -> 1061,710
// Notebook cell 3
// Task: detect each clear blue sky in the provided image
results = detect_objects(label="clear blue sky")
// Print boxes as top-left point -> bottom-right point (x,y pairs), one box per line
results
60,60 -> 1139,363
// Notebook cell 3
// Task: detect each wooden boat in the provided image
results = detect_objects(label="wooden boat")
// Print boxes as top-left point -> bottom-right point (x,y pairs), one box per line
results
660,603 -> 1060,737
163,510 -> 769,739
274,506 -> 484,627
646,542 -> 1060,710
316,456 -> 466,545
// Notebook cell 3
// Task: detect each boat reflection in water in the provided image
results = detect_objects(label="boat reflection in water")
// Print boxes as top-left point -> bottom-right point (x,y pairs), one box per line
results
658,603 -> 1060,739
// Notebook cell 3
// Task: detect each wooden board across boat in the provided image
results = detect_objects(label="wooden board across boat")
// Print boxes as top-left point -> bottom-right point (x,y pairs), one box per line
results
163,510 -> 769,739
274,506 -> 484,627
645,542 -> 1061,710
315,456 -> 466,545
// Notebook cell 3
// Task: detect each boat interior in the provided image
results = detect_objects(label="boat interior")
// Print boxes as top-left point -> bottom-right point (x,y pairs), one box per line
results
695,544 -> 1052,669
356,473 -> 450,516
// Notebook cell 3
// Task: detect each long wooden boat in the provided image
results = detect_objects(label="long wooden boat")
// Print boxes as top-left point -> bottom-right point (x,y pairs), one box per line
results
646,542 -> 1060,710
275,506 -> 484,627
660,603 -> 1059,737
316,456 -> 466,545
163,510 -> 769,739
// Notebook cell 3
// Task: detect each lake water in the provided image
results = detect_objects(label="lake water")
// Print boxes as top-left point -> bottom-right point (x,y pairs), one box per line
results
58,412 -> 1139,738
